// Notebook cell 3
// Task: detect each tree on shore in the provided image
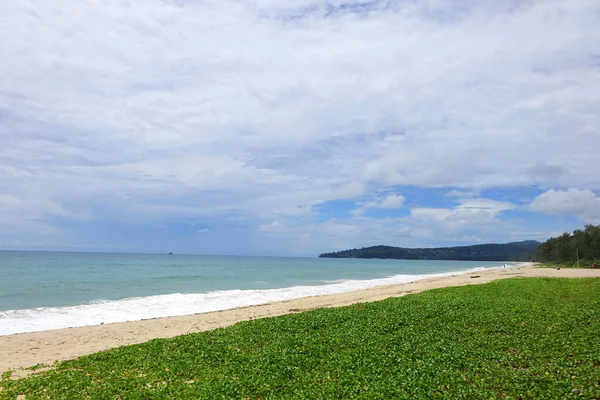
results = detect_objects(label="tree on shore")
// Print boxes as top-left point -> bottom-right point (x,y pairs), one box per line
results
533,224 -> 600,264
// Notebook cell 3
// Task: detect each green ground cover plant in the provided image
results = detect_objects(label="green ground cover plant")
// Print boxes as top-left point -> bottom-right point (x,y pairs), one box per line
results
2,278 -> 599,399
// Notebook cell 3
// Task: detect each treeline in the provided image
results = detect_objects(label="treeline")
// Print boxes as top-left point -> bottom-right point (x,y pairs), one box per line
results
319,241 -> 540,262
533,224 -> 600,264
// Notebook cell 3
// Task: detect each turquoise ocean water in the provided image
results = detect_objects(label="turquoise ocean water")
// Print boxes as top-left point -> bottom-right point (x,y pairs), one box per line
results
0,251 -> 516,335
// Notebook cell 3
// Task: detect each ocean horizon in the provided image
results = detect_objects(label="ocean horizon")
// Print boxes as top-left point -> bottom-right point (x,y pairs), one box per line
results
0,251 -> 519,335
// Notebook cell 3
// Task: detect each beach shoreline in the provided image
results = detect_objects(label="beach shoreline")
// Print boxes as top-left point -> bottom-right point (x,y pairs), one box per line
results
2,263 -> 599,374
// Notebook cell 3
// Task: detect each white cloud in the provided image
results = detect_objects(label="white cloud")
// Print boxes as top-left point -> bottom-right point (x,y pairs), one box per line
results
253,209 -> 528,255
197,228 -> 210,233
254,195 -> 522,254
445,189 -> 479,198
529,189 -> 600,222
410,228 -> 434,238
363,194 -> 405,209
259,219 -> 361,238
456,198 -> 517,214
0,0 -> 599,251
408,197 -> 517,234
407,198 -> 516,224
351,192 -> 404,216
410,208 -> 452,222
258,220 -> 286,233
349,208 -> 365,217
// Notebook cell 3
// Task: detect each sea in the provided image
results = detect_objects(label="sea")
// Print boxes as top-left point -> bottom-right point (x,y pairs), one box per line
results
0,251 -> 518,335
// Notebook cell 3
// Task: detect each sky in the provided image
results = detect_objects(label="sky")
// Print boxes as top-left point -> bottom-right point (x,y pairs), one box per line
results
1,0 -> 599,256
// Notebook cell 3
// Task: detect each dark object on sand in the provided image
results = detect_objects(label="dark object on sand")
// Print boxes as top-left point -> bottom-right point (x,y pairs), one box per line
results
556,267 -> 560,270
470,275 -> 480,278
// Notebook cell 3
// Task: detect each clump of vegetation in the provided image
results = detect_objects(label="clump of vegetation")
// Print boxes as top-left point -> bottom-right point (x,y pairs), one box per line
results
534,224 -> 600,267
2,278 -> 599,399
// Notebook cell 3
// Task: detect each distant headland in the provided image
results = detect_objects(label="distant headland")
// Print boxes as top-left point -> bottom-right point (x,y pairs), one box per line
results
319,240 -> 541,262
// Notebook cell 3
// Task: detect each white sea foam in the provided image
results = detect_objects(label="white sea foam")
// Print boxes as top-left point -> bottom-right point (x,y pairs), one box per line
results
320,279 -> 353,284
0,266 -> 500,335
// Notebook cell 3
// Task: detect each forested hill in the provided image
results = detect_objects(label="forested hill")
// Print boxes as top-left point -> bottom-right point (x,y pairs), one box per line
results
319,241 -> 540,261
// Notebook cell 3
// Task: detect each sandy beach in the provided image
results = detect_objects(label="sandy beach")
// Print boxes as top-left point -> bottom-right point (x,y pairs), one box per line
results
2,264 -> 599,374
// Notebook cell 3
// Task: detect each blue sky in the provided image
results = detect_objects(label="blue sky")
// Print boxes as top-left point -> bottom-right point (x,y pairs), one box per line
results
1,0 -> 599,256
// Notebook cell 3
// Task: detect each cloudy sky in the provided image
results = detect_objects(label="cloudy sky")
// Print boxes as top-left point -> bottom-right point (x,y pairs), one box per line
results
1,0 -> 599,256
